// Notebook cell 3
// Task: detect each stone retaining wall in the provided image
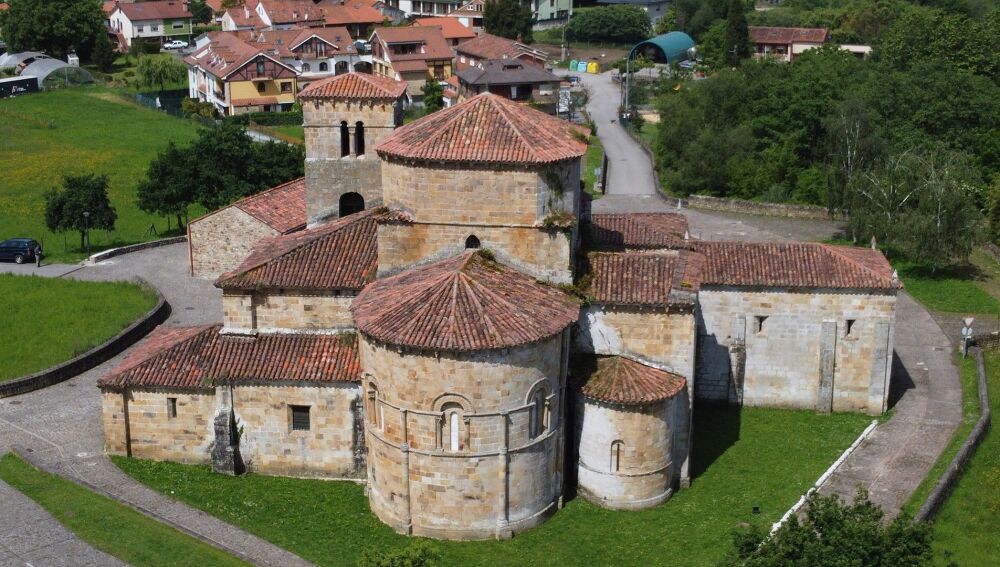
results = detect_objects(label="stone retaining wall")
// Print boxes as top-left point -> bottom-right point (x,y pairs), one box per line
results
686,195 -> 846,220
0,284 -> 170,398
88,236 -> 187,264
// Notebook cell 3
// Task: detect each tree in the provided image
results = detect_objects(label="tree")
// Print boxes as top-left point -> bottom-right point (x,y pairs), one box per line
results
136,55 -> 188,92
357,541 -> 439,567
723,0 -> 750,66
137,142 -> 198,230
91,32 -> 117,74
724,489 -> 933,566
187,0 -> 215,24
823,96 -> 884,211
564,5 -> 652,45
0,0 -> 105,59
44,174 -> 117,250
421,80 -> 444,114
653,8 -> 678,36
483,0 -> 534,43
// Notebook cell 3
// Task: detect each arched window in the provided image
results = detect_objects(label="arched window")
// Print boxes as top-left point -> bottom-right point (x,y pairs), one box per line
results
530,391 -> 548,438
465,235 -> 480,249
611,440 -> 624,472
339,121 -> 350,157
339,192 -> 365,217
354,121 -> 365,156
441,402 -> 463,452
319,61 -> 329,72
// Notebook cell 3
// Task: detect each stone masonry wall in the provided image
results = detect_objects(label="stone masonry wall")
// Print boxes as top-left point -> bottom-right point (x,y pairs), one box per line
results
102,389 -> 216,463
576,307 -> 697,380
306,155 -> 383,225
696,287 -> 896,414
376,222 -> 573,284
221,290 -> 355,333
360,333 -> 567,539
189,207 -> 279,279
576,397 -> 675,509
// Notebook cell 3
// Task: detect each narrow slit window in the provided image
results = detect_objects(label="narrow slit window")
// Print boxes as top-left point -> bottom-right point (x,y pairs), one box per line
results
845,319 -> 856,337
167,397 -> 177,419
611,440 -> 623,472
754,315 -> 768,334
291,405 -> 311,431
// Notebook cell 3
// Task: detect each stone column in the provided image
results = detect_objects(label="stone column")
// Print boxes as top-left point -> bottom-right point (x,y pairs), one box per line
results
728,315 -> 746,405
817,321 -> 837,413
496,411 -> 510,539
868,318 -> 892,415
399,409 -> 412,535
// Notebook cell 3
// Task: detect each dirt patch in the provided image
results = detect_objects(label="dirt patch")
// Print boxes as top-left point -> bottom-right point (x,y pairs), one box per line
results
86,91 -> 132,106
535,43 -> 627,67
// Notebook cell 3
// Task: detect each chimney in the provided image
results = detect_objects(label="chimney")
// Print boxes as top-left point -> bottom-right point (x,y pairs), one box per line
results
516,33 -> 522,43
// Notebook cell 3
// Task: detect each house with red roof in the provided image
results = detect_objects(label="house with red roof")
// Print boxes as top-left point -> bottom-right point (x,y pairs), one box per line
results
750,26 -> 829,62
370,26 -> 452,98
222,0 -> 383,39
454,32 -> 548,72
413,16 -> 475,48
108,0 -> 193,48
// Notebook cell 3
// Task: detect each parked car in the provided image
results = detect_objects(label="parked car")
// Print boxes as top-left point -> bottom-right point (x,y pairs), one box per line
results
163,40 -> 188,50
0,238 -> 42,264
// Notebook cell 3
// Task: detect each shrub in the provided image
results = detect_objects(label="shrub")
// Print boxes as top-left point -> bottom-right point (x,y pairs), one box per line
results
564,5 -> 651,44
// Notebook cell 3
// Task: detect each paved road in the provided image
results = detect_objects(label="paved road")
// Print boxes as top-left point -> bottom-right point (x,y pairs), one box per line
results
1,245 -> 312,567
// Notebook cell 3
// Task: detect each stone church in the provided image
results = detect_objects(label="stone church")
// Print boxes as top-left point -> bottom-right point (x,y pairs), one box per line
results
98,72 -> 900,540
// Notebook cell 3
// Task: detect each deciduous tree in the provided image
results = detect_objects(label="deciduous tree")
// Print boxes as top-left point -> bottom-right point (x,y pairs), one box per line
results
137,142 -> 198,230
187,0 -> 215,24
564,5 -> 651,45
0,0 -> 105,59
421,80 -> 444,114
483,0 -> 533,43
91,33 -> 117,74
136,55 -> 188,92
44,174 -> 117,250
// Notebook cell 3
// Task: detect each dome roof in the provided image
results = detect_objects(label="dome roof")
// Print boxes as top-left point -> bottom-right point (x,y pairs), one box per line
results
374,93 -> 588,165
575,356 -> 687,406
630,32 -> 696,64
352,251 -> 579,351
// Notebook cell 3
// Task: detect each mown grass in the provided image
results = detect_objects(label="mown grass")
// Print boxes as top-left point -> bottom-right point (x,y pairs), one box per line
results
0,86 -> 201,262
926,350 -> 1000,566
268,124 -> 305,142
583,135 -> 605,198
116,406 -> 868,566
0,453 -> 249,567
895,260 -> 1000,314
0,274 -> 157,382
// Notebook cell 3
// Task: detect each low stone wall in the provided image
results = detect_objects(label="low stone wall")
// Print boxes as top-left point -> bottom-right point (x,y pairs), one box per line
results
914,347 -> 992,522
686,195 -> 846,221
88,236 -> 187,264
0,284 -> 170,398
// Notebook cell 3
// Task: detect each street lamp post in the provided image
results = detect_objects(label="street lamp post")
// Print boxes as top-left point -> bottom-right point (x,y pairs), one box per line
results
83,211 -> 91,255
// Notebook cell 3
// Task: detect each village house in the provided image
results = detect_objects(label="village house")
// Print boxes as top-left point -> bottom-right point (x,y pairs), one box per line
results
100,83 -> 899,542
108,0 -> 193,48
412,17 -> 475,48
370,26 -> 452,98
455,59 -> 560,112
222,0 -> 383,39
444,0 -> 484,30
749,26 -> 872,62
454,32 -> 548,72
185,31 -> 299,115
237,27 -> 373,84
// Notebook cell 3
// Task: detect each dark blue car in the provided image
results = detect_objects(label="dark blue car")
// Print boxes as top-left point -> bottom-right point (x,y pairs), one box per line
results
0,238 -> 42,264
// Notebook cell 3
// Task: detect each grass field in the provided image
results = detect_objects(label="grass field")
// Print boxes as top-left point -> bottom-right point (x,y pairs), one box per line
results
0,454 -> 248,567
895,260 -> 1000,314
116,406 -> 868,566
0,274 -> 158,382
0,86 -> 201,262
267,124 -> 305,142
926,350 -> 1000,565
583,135 -> 605,198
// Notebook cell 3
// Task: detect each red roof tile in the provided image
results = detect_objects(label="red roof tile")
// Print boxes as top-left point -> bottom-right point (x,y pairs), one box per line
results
233,177 -> 306,234
299,72 -> 407,100
588,213 -> 690,250
456,32 -> 547,63
586,251 -> 702,307
352,251 -> 579,351
750,26 -> 829,45
375,93 -> 587,165
695,242 -> 898,290
116,0 -> 191,20
373,26 -> 453,63
414,17 -> 476,40
98,325 -> 360,390
574,356 -> 686,405
216,209 -> 378,291
323,1 -> 383,25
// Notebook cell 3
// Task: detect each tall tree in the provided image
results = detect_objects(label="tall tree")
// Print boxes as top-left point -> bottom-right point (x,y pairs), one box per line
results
723,0 -> 750,66
91,32 -> 117,74
187,0 -> 215,24
137,142 -> 198,230
0,0 -> 105,59
564,5 -> 652,45
44,174 -> 117,250
483,0 -> 534,43
136,55 -> 188,92
421,80 -> 444,114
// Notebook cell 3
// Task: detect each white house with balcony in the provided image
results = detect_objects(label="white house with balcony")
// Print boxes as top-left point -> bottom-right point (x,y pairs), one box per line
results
108,0 -> 193,47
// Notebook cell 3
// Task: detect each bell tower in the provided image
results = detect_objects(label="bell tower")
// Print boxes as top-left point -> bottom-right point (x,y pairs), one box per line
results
300,73 -> 407,226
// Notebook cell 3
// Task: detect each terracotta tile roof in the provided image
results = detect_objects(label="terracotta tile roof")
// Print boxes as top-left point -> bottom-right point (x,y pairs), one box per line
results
750,26 -> 829,45
216,208 -> 378,291
586,250 -> 702,307
224,6 -> 264,27
694,241 -> 899,290
456,59 -> 559,86
456,33 -> 547,63
98,325 -> 360,390
574,356 -> 686,405
185,32 -> 295,79
323,1 -> 383,25
236,27 -> 357,59
375,93 -> 587,165
352,251 -> 579,351
392,59 -> 429,73
373,26 -> 453,62
102,1 -> 116,15
588,213 -> 690,250
414,17 -> 476,40
116,0 -> 192,20
233,177 -> 306,234
299,71 -> 407,100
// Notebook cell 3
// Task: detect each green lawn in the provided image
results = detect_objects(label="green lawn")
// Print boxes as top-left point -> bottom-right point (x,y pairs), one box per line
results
268,124 -> 305,143
0,86 -> 201,262
895,260 -> 1000,313
638,122 -> 658,149
926,350 -> 1000,566
583,135 -> 605,198
0,274 -> 158,382
0,454 -> 248,567
116,407 -> 868,566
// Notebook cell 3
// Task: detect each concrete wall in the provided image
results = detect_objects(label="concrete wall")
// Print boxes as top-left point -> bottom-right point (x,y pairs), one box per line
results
696,287 -> 896,414
222,291 -> 355,333
189,206 -> 279,279
102,383 -> 363,478
360,332 -> 568,539
576,397 -> 679,509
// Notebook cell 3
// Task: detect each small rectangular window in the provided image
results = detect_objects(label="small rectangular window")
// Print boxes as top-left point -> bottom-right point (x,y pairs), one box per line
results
845,319 -> 856,338
754,315 -> 768,334
167,397 -> 177,419
281,82 -> 292,93
291,405 -> 311,431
